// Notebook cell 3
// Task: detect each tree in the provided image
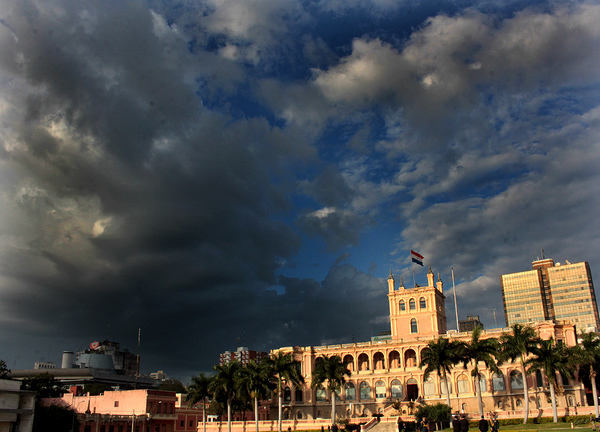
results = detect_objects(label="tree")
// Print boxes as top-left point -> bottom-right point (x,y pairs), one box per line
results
32,403 -> 79,432
83,383 -> 113,396
419,337 -> 464,409
526,338 -> 578,422
239,360 -> 274,432
415,403 -> 452,431
158,379 -> 187,393
499,324 -> 540,424
575,332 -> 600,418
0,359 -> 10,379
460,326 -> 501,417
209,361 -> 242,432
187,373 -> 214,432
20,372 -> 65,399
311,355 -> 351,425
264,351 -> 305,432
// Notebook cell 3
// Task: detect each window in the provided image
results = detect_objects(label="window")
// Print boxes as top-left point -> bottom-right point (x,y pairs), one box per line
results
510,370 -> 523,390
457,375 -> 469,394
295,387 -> 303,402
114,401 -> 119,407
516,399 -> 522,407
345,382 -> 356,401
360,382 -> 371,400
420,297 -> 426,309
409,299 -> 416,310
391,379 -> 402,398
297,411 -> 303,419
399,300 -> 406,311
535,370 -> 543,387
389,351 -> 400,369
189,420 -> 194,427
423,377 -> 435,396
492,373 -> 505,391
374,352 -> 384,370
284,386 -> 291,401
358,353 -> 369,371
316,385 -> 326,402
440,377 -> 452,394
478,373 -> 487,392
411,318 -> 418,333
375,380 -> 386,398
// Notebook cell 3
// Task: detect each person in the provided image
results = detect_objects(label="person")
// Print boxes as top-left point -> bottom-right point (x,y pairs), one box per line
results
478,416 -> 489,432
421,418 -> 429,432
452,415 -> 461,432
332,424 -> 338,432
398,417 -> 405,432
490,416 -> 499,432
460,414 -> 469,432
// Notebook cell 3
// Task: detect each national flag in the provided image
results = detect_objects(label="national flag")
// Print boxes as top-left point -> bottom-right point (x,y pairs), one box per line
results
90,341 -> 100,350
411,250 -> 424,266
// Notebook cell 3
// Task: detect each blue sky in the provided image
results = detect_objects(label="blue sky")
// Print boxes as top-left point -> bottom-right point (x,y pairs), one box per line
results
0,0 -> 599,381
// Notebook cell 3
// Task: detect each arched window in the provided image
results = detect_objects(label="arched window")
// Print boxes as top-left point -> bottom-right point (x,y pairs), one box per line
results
409,299 -> 416,310
492,373 -> 505,391
284,386 -> 291,401
510,370 -> 523,390
317,410 -> 323,418
420,297 -> 426,309
516,399 -> 522,407
345,382 -> 355,401
411,318 -> 418,333
375,380 -> 386,398
568,396 -> 574,407
478,373 -> 487,393
405,349 -> 417,368
316,385 -> 326,402
374,352 -> 385,370
360,382 -> 371,400
389,351 -> 400,369
297,411 -> 303,419
535,370 -> 543,387
391,379 -> 402,398
423,376 -> 435,396
344,355 -> 355,372
440,377 -> 452,394
358,353 -> 369,371
399,300 -> 406,311
295,387 -> 303,402
497,400 -> 503,409
457,375 -> 469,394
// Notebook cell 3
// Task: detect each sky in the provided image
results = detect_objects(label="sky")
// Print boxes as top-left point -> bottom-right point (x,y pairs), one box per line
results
0,0 -> 599,382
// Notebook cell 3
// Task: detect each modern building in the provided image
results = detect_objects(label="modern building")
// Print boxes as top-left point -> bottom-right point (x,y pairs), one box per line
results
33,361 -> 56,370
501,258 -> 599,330
0,379 -> 35,432
459,315 -> 483,333
219,347 -> 268,366
75,340 -> 139,376
270,265 -> 584,421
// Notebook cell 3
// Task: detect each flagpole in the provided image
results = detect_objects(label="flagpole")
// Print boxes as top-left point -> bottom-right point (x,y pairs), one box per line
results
452,268 -> 459,331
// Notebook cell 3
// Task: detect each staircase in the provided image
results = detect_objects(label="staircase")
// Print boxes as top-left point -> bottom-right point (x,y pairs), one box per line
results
365,421 -> 398,432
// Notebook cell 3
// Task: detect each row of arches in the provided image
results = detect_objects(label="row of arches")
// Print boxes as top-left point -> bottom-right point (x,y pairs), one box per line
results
399,297 -> 428,312
289,369 -> 559,404
340,349 -> 420,371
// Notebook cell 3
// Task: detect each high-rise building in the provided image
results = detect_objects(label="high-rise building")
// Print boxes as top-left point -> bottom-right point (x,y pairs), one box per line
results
501,258 -> 599,330
219,347 -> 268,366
459,315 -> 483,332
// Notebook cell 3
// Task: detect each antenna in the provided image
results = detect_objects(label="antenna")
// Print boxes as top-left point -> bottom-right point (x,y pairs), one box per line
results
542,249 -> 545,259
452,268 -> 459,331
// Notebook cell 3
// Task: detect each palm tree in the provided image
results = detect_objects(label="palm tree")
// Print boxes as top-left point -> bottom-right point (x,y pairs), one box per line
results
264,351 -> 305,432
460,326 -> 501,417
311,355 -> 351,425
526,338 -> 578,422
499,323 -> 539,424
186,373 -> 214,432
419,337 -> 464,409
576,332 -> 600,418
209,361 -> 243,432
239,360 -> 274,432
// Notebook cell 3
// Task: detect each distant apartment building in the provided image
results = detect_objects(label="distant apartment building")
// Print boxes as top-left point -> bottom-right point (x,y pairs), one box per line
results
75,340 -> 139,376
501,258 -> 600,330
34,361 -> 56,370
459,315 -> 483,332
0,379 -> 35,432
219,347 -> 268,366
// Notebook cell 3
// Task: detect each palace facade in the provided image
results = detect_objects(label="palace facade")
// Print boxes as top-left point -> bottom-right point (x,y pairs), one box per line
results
273,266 -> 585,421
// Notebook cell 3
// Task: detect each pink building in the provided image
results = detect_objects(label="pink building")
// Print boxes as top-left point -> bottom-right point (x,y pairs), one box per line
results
43,388 -> 204,432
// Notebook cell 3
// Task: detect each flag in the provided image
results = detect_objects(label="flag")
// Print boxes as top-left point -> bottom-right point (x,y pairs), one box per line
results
411,250 -> 424,266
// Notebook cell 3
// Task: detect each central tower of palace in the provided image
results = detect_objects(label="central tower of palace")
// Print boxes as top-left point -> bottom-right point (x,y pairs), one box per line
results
387,265 -> 447,339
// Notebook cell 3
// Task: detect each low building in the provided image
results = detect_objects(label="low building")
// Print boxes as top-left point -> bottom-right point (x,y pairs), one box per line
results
219,347 -> 268,366
458,315 -> 483,332
0,379 -> 36,432
42,388 -> 196,432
